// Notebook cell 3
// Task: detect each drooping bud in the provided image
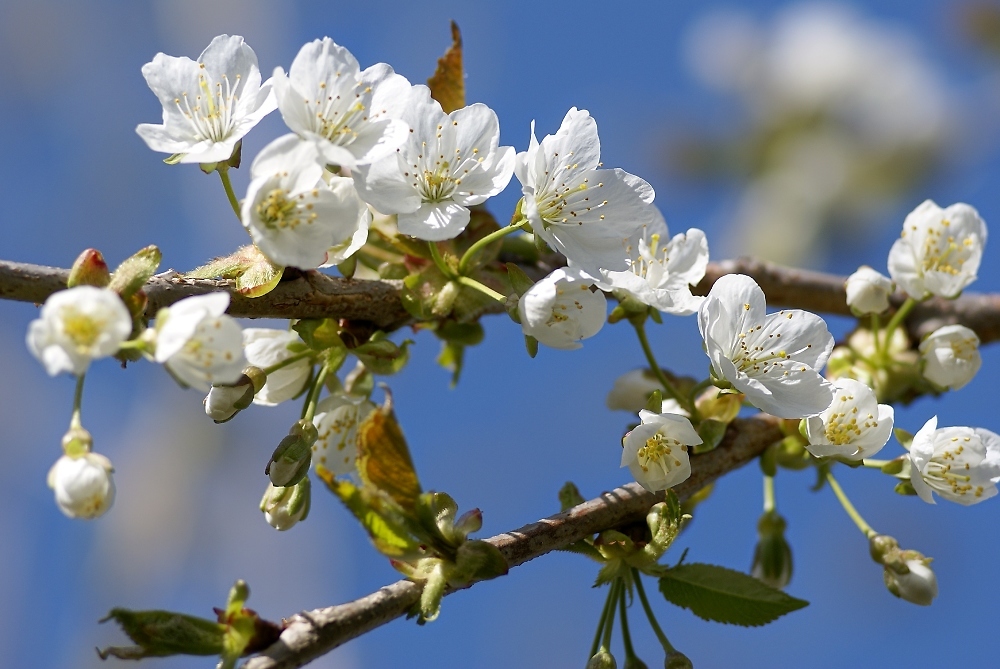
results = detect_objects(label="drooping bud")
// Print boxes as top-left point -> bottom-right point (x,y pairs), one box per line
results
751,511 -> 793,589
47,452 -> 115,519
67,248 -> 111,288
664,651 -> 694,669
869,534 -> 937,605
587,648 -> 617,669
623,655 -> 649,669
260,478 -> 311,531
204,367 -> 265,423
266,420 -> 318,487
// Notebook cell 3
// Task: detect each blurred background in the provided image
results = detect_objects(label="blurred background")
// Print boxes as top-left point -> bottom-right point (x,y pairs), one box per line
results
3,1 -> 1000,667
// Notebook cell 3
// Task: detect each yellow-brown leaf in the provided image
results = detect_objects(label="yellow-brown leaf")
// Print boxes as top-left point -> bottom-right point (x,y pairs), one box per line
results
427,21 -> 464,113
357,392 -> 422,510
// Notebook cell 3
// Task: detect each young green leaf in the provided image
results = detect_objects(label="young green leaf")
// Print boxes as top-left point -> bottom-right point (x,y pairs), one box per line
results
658,562 -> 808,626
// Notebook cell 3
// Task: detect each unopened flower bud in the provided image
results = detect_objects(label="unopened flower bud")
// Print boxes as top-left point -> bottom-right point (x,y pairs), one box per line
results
623,657 -> 649,669
47,452 -> 115,519
664,651 -> 693,669
607,369 -> 663,413
67,248 -> 111,288
587,648 -> 617,669
884,557 -> 937,606
845,266 -> 892,315
432,280 -> 461,317
266,420 -> 318,487
204,367 -> 265,423
751,511 -> 793,589
260,478 -> 310,531
919,325 -> 981,390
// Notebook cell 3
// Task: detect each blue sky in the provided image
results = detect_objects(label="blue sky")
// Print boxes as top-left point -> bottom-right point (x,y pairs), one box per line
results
1,1 -> 999,667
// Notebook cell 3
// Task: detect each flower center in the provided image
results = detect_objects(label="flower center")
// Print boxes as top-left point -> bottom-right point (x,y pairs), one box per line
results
174,66 -> 242,143
925,436 -> 986,499
312,81 -> 369,146
823,395 -> 877,446
637,432 -> 685,474
420,163 -> 458,202
916,219 -> 976,276
62,309 -> 106,350
257,188 -> 319,231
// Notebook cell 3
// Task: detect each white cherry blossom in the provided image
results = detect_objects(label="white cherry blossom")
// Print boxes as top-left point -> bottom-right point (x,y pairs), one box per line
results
242,134 -> 372,268
593,208 -> 709,315
908,416 -> 1000,505
621,410 -> 702,491
353,86 -> 515,241
273,37 -> 410,169
27,286 -> 132,376
47,452 -> 115,519
888,200 -> 987,299
845,266 -> 893,315
243,328 -> 312,405
919,324 -> 981,390
514,108 -> 659,274
137,35 -> 276,164
518,268 -> 606,350
805,378 -> 893,460
698,274 -> 835,418
312,394 -> 376,476
154,292 -> 246,391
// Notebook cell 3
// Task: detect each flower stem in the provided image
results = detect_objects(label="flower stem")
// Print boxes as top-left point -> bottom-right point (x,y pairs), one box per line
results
631,320 -> 695,415
861,458 -> 891,469
217,166 -> 242,223
456,275 -> 506,303
590,579 -> 619,658
870,313 -> 882,353
600,579 -> 618,651
763,474 -> 776,514
427,241 -> 455,279
632,568 -> 677,654
826,470 -> 876,539
261,351 -> 316,376
618,581 -> 640,664
70,373 -> 86,430
301,361 -> 332,423
879,297 -> 916,361
457,218 -> 528,276
688,377 -> 715,404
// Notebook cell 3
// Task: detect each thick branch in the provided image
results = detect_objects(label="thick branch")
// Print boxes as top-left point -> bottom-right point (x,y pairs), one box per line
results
242,415 -> 782,669
4,258 -> 1000,342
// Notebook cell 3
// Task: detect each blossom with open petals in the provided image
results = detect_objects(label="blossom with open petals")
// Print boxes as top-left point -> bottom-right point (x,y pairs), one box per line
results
273,37 -> 410,168
888,200 -> 987,299
593,208 -> 708,315
137,35 -> 275,164
242,134 -> 372,268
27,286 -> 132,376
621,410 -> 702,491
919,324 -> 981,390
805,378 -> 893,460
698,274 -> 835,418
908,416 -> 1000,505
515,108 -> 658,274
353,86 -> 514,241
518,268 -> 606,350
845,266 -> 892,315
154,293 -> 246,391
47,453 -> 115,519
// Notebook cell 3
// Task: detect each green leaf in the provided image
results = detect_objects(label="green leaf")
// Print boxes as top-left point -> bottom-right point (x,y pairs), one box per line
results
505,262 -> 535,296
437,340 -> 465,388
524,334 -> 538,358
894,428 -> 914,450
427,21 -> 464,113
452,540 -> 508,582
658,562 -> 808,626
644,389 -> 663,413
293,319 -> 346,352
558,481 -> 585,511
98,609 -> 225,659
185,245 -> 284,298
354,338 -> 412,375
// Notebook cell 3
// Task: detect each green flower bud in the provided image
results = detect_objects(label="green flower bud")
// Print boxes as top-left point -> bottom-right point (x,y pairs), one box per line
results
266,420 -> 318,487
260,478 -> 311,531
751,511 -> 793,589
67,248 -> 111,288
587,648 -> 617,669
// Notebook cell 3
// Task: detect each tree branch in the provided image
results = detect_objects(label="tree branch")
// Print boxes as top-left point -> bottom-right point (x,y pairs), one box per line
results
242,415 -> 782,669
4,257 -> 999,342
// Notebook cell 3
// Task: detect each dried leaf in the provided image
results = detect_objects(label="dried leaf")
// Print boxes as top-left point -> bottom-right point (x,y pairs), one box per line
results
427,21 -> 464,113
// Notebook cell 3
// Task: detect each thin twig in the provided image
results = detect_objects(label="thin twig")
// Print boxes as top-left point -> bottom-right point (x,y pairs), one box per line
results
242,415 -> 782,669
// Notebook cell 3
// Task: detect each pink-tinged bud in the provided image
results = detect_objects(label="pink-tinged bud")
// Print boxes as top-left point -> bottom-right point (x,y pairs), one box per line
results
67,249 -> 111,288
